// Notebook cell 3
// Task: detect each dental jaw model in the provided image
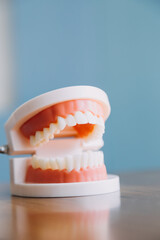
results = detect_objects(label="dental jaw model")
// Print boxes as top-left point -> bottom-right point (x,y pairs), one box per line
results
5,86 -> 120,197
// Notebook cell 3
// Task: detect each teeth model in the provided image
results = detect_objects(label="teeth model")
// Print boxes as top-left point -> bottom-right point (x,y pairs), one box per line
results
5,86 -> 120,197
23,98 -> 109,183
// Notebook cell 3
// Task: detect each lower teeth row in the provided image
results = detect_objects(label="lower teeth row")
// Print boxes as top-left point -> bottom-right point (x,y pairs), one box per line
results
31,151 -> 104,172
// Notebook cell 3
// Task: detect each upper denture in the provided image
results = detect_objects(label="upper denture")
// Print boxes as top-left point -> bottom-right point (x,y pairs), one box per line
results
20,99 -> 105,146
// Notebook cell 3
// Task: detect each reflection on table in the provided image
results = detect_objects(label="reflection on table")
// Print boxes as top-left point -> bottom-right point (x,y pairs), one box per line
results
11,192 -> 120,240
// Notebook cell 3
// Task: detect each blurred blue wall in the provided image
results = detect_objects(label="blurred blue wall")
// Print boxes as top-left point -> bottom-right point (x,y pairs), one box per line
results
1,0 -> 160,181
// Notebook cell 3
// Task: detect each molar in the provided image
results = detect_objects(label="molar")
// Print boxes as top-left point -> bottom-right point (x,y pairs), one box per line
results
74,111 -> 88,124
66,114 -> 76,126
96,116 -> 104,127
85,111 -> 96,124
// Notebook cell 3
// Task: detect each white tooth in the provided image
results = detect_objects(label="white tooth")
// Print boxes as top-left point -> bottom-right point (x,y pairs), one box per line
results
94,115 -> 98,124
100,151 -> 104,165
32,155 -> 39,168
66,155 -> 74,171
92,152 -> 96,167
30,136 -> 36,146
66,114 -> 76,126
81,152 -> 88,169
56,157 -> 65,170
99,125 -> 105,134
88,151 -> 94,168
97,116 -> 104,127
38,159 -> 43,169
35,131 -> 44,144
43,128 -> 51,141
57,116 -> 66,131
39,158 -> 49,170
74,154 -> 81,171
74,111 -> 88,124
94,152 -> 99,167
85,111 -> 96,124
97,151 -> 103,166
50,158 -> 58,170
97,152 -> 100,166
49,123 -> 57,136
46,159 -> 50,168
89,125 -> 104,140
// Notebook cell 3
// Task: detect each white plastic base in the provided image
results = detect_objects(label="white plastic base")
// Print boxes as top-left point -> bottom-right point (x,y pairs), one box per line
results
10,175 -> 120,198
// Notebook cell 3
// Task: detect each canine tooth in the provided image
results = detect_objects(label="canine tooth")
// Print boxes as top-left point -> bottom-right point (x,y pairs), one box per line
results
74,154 -> 81,171
57,116 -> 66,131
85,111 -> 96,124
74,111 -> 88,124
30,136 -> 36,146
35,131 -> 44,144
81,152 -> 88,169
66,114 -> 76,126
66,155 -> 74,171
56,157 -> 65,170
50,158 -> 58,170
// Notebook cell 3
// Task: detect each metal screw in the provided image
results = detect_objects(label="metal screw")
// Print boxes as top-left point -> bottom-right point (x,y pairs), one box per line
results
0,145 -> 9,154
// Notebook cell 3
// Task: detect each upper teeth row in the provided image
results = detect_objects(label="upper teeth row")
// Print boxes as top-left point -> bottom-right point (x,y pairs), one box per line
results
30,111 -> 105,146
31,151 -> 104,171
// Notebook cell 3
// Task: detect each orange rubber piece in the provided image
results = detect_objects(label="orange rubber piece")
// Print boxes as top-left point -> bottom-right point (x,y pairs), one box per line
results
25,164 -> 107,183
20,99 -> 105,139
74,124 -> 95,137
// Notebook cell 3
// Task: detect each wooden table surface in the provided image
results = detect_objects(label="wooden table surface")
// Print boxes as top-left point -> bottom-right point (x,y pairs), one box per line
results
1,171 -> 160,240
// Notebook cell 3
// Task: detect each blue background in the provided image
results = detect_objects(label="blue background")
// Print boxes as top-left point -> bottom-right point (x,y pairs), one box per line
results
1,0 -> 160,181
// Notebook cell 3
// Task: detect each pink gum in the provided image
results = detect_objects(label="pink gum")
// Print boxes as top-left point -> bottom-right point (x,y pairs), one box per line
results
25,164 -> 107,183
